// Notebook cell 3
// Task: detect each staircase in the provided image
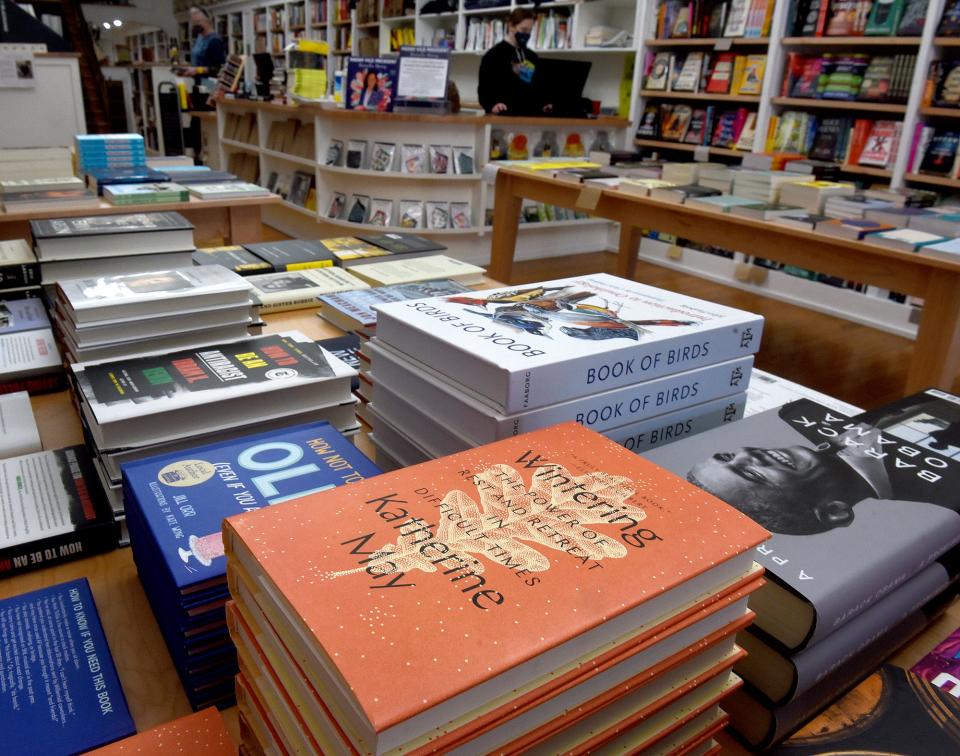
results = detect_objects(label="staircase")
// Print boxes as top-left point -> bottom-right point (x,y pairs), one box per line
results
59,0 -> 111,134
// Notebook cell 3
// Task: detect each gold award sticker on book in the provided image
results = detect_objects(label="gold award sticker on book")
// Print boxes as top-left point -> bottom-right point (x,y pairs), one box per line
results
158,459 -> 217,487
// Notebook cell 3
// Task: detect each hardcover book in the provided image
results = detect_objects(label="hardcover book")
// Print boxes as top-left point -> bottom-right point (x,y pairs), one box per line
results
867,227 -> 948,252
246,268 -> 369,313
0,579 -> 135,754
317,279 -> 470,334
646,394 -> 960,651
0,447 -> 115,576
187,182 -> 271,199
242,240 -> 336,271
357,232 -> 448,255
123,421 -> 381,595
30,212 -> 195,261
57,266 -> 254,324
192,245 -> 275,276
222,423 -> 770,755
88,708 -> 233,754
103,182 -> 189,204
770,666 -> 960,754
318,236 -> 392,266
373,273 -> 764,414
0,327 -> 61,393
74,331 -> 357,449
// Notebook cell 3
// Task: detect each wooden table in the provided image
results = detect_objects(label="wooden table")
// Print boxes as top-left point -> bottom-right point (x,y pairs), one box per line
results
0,194 -> 282,246
488,166 -> 960,395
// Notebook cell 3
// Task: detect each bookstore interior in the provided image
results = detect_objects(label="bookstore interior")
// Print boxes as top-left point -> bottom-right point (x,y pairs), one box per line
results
5,0 -> 960,752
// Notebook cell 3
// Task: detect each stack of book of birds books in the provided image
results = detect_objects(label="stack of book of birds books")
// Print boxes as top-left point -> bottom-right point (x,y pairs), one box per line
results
822,194 -> 895,219
363,273 -> 761,466
644,389 -> 960,750
0,579 -> 135,752
122,421 -> 381,711
0,296 -> 63,395
51,266 -> 261,365
222,423 -> 771,755
30,211 -> 196,285
0,175 -> 99,213
778,180 -> 856,213
103,182 -> 189,206
0,238 -> 40,299
187,182 -> 272,200
246,267 -> 369,313
74,133 -> 147,174
731,170 -> 806,203
73,331 -> 362,541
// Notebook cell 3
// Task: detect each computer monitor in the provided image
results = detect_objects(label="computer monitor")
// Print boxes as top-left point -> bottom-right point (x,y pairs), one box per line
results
536,58 -> 592,118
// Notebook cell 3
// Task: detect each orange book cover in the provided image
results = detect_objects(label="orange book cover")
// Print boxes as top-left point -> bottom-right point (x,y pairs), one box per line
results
235,672 -> 290,756
87,708 -> 234,754
229,558 -> 761,755
223,423 -> 769,753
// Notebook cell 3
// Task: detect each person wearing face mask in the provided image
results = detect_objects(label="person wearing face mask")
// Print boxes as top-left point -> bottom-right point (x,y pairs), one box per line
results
478,9 -> 553,116
174,6 -> 226,80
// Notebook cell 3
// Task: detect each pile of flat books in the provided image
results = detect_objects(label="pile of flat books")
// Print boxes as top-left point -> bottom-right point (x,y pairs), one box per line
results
0,175 -> 98,213
731,170 -> 806,203
72,330 -> 361,543
122,421 -> 380,711
103,182 -> 189,206
30,211 -> 196,285
223,424 -> 770,755
51,266 -> 261,365
363,273 -> 762,465
86,166 -> 172,196
0,238 -> 40,300
0,295 -> 63,395
74,133 -> 146,174
644,388 -> 960,749
187,182 -> 272,200
778,180 -> 856,213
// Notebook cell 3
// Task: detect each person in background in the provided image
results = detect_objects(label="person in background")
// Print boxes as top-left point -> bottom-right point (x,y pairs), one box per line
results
174,6 -> 226,163
477,8 -> 552,116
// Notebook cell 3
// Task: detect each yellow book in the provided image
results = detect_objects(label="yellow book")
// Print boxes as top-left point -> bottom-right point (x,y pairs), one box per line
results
764,115 -> 779,153
737,55 -> 766,96
730,55 -> 747,95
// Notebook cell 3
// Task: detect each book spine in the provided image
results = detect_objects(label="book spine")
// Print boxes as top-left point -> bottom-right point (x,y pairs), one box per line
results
505,319 -> 764,413
284,261 -> 334,271
503,357 -> 752,439
0,522 -> 116,577
0,262 -> 40,288
0,373 -> 66,396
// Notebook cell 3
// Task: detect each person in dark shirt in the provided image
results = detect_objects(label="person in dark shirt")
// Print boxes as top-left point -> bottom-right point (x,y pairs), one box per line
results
175,6 -> 226,79
477,9 -> 552,116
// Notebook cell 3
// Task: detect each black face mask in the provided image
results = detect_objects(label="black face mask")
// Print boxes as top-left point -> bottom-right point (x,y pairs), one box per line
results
192,25 -> 204,36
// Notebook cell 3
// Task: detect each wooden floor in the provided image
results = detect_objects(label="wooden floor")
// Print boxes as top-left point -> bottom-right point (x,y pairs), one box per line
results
262,225 -> 957,408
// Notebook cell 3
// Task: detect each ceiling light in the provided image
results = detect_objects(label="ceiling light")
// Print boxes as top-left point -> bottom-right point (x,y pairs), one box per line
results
113,19 -> 122,27
102,22 -> 111,29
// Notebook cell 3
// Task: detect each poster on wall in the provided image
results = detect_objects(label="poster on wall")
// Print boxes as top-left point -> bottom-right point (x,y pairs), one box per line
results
0,44 -> 39,89
345,57 -> 398,112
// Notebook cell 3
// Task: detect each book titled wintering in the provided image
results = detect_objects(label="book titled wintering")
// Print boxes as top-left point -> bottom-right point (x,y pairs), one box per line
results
0,578 -> 135,754
373,273 -> 764,413
122,421 -> 381,593
646,393 -> 960,651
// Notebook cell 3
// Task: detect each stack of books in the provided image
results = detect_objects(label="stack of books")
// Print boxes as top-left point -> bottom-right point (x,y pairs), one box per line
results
731,170 -> 806,202
187,182 -> 272,200
223,423 -> 771,755
698,164 -> 738,192
778,180 -> 856,213
89,708 -> 234,753
103,182 -> 189,206
0,238 -> 40,299
0,579 -> 135,751
122,422 -> 381,711
0,296 -> 63,395
51,266 -> 261,364
73,330 -> 361,541
645,388 -> 960,749
30,211 -> 196,285
0,175 -> 99,213
74,133 -> 147,174
822,194 -> 895,219
86,166 -> 172,196
363,273 -> 762,465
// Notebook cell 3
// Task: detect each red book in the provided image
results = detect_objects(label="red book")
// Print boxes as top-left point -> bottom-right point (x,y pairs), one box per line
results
223,423 -> 770,755
706,53 -> 736,94
846,118 -> 874,164
88,709 -> 234,754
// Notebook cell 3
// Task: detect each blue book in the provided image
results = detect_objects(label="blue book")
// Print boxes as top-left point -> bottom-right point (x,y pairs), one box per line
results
122,421 -> 381,595
0,578 -> 135,754
0,298 -> 50,335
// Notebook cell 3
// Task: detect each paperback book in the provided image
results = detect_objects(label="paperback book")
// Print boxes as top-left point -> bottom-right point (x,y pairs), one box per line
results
30,212 -> 195,261
242,240 -> 336,271
192,245 -> 274,276
246,268 -> 368,313
316,279 -> 470,334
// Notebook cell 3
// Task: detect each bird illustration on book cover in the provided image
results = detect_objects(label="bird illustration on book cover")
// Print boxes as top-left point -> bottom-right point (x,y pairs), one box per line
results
445,286 -> 696,341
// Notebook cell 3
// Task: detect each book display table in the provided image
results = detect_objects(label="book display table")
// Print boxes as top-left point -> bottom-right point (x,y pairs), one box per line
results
488,166 -> 960,395
0,194 -> 282,246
